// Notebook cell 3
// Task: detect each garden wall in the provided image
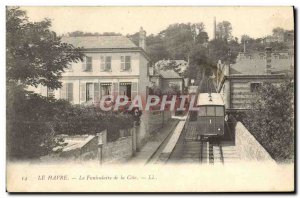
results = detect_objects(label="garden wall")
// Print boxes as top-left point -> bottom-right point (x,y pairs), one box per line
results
99,128 -> 136,163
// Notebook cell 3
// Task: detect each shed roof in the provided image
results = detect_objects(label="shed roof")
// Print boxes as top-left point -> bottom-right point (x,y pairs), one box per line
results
54,135 -> 96,152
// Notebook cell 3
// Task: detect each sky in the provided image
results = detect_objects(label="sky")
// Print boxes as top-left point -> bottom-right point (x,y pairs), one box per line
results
21,6 -> 294,40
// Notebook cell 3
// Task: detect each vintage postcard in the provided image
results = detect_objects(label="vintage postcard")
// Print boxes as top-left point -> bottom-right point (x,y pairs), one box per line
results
6,6 -> 294,192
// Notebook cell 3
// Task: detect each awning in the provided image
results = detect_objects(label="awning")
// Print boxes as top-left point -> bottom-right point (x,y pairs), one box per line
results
119,82 -> 132,86
100,83 -> 112,86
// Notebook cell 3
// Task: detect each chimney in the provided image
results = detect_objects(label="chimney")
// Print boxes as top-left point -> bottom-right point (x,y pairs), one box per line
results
213,17 -> 216,40
139,27 -> 146,51
265,47 -> 272,74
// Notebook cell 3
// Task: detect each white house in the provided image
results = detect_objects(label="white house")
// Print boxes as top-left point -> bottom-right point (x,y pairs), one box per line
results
30,27 -> 151,104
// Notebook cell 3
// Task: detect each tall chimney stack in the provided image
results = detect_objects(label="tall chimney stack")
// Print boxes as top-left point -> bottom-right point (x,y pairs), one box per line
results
213,17 -> 216,40
139,27 -> 146,51
265,47 -> 272,74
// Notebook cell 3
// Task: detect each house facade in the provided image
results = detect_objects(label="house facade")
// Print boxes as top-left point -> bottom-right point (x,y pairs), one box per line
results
30,28 -> 151,104
217,48 -> 294,111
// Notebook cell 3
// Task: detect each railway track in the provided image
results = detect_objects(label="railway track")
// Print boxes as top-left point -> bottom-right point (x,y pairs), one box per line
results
165,121 -> 238,165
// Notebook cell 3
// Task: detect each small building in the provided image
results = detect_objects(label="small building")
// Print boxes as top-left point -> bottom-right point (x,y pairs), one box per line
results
149,60 -> 187,93
217,48 -> 294,111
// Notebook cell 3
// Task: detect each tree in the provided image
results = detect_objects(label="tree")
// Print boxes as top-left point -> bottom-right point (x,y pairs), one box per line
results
208,38 -> 240,65
272,27 -> 285,37
6,7 -> 84,89
242,77 -> 294,163
6,7 -> 84,159
216,21 -> 233,41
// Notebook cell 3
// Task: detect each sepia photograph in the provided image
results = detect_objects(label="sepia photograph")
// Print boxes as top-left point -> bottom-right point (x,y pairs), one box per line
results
5,6 -> 295,192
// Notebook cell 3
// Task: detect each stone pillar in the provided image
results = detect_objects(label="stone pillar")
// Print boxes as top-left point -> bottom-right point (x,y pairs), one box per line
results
139,27 -> 146,51
224,80 -> 231,109
131,127 -> 137,156
96,129 -> 107,164
265,47 -> 272,74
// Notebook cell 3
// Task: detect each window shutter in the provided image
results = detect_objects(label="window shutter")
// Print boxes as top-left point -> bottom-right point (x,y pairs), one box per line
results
112,82 -> 119,99
86,57 -> 92,71
106,56 -> 111,71
67,83 -> 73,102
131,82 -> 138,101
125,56 -> 131,70
100,56 -> 105,71
80,83 -> 86,103
60,83 -> 67,100
82,57 -> 87,71
120,56 -> 125,71
94,83 -> 100,102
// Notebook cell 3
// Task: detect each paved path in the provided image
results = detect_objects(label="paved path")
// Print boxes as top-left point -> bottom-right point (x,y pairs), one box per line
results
128,119 -> 179,165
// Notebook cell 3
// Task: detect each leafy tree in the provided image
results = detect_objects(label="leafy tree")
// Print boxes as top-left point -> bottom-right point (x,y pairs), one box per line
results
208,38 -> 240,65
6,7 -> 84,89
242,77 -> 294,163
146,34 -> 169,64
6,7 -> 84,159
216,21 -> 232,41
272,27 -> 285,37
159,23 -> 206,60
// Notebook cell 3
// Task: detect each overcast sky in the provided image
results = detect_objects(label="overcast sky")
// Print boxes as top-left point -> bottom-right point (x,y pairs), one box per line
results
21,6 -> 294,40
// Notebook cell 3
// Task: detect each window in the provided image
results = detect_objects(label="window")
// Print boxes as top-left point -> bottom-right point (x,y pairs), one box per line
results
100,56 -> 111,71
198,107 -> 206,116
100,83 -> 112,96
206,106 -> 215,116
215,106 -> 224,116
60,83 -> 73,102
82,56 -> 92,72
121,56 -> 131,71
119,82 -> 132,100
47,87 -> 55,98
198,106 -> 224,117
250,83 -> 261,92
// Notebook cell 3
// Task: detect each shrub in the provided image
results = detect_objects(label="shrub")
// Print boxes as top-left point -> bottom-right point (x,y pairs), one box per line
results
7,82 -> 135,159
241,78 -> 294,163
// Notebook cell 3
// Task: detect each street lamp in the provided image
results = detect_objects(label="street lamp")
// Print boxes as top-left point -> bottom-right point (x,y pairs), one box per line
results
191,79 -> 195,86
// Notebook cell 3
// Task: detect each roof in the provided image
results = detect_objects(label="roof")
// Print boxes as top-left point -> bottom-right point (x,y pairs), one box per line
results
159,69 -> 182,79
230,52 -> 294,75
197,93 -> 224,106
61,36 -> 137,49
54,135 -> 96,152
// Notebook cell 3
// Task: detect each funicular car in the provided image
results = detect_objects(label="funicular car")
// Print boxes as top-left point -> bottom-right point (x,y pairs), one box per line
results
196,93 -> 225,137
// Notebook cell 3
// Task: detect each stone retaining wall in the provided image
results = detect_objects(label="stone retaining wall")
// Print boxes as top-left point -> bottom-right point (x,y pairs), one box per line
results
235,122 -> 276,162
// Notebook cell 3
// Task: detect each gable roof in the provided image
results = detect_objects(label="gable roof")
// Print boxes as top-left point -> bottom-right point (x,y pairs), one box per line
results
61,36 -> 137,49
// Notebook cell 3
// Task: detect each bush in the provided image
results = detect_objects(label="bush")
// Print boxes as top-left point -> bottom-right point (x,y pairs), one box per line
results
53,106 -> 134,142
7,82 -> 67,159
7,82 -> 134,159
241,78 -> 294,163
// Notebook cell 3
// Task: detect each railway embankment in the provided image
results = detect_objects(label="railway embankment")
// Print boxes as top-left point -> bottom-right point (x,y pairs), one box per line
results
234,122 -> 276,163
